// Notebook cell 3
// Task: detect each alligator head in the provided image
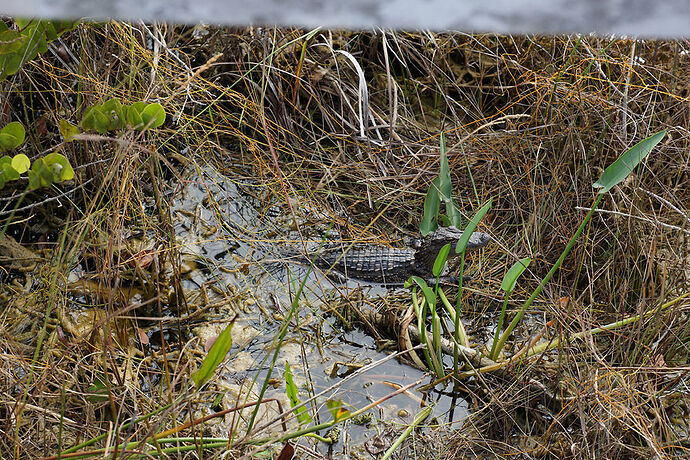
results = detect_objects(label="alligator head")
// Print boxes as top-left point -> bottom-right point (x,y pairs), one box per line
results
413,226 -> 491,274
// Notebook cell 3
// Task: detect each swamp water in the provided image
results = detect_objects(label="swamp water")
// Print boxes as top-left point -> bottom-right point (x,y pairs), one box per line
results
0,158 -> 491,456
165,160 -> 478,452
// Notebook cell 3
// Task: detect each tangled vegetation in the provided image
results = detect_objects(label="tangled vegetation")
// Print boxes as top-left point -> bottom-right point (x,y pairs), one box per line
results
1,19 -> 689,459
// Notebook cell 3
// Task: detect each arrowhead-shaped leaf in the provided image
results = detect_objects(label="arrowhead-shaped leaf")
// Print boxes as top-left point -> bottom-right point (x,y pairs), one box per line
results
456,198 -> 492,253
593,131 -> 666,194
501,257 -> 531,293
192,320 -> 235,387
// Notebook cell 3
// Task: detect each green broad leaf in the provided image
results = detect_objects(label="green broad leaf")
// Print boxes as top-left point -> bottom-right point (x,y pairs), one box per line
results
11,154 -> 30,173
35,31 -> 49,55
285,362 -> 313,426
44,22 -> 58,41
14,18 -> 35,29
192,319 -> 235,387
59,119 -> 80,141
130,101 -> 147,112
126,101 -> 146,129
29,158 -> 55,189
0,156 -> 20,181
87,376 -> 110,403
102,98 -> 125,130
432,243 -> 451,277
3,121 -> 26,144
437,215 -> 449,226
81,106 -> 103,132
447,197 -> 462,228
141,102 -> 166,129
0,121 -> 26,151
456,198 -> 492,253
326,399 -> 351,422
0,29 -> 23,53
0,20 -> 79,83
52,20 -> 79,36
20,22 -> 47,58
0,20 -> 75,83
0,52 -> 24,80
420,177 -> 441,236
0,133 -> 18,152
593,131 -> 666,194
438,133 -> 460,223
501,257 -> 531,293
44,152 -> 74,181
92,109 -> 111,133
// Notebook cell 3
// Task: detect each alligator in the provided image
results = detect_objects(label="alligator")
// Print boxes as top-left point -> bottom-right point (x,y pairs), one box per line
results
311,227 -> 491,284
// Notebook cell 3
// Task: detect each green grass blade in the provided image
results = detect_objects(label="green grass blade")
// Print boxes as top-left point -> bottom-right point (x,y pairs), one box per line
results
380,405 -> 433,460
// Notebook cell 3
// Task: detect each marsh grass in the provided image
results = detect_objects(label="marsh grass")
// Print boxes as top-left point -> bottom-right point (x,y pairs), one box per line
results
0,23 -> 689,458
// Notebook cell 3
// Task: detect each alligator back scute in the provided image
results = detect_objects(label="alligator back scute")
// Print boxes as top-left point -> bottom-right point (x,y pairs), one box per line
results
316,246 -> 416,283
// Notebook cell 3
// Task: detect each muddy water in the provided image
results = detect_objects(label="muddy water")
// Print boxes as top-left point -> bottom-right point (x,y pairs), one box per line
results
170,160 -> 475,450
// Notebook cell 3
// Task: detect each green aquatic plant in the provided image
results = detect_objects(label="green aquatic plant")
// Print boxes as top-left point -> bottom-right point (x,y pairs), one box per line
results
285,361 -> 313,426
0,121 -> 74,190
76,98 -> 167,134
420,134 -> 465,235
192,317 -> 236,387
407,133 -> 492,377
490,130 -> 667,360
0,18 -> 78,81
489,256 -> 531,361
409,131 -> 667,380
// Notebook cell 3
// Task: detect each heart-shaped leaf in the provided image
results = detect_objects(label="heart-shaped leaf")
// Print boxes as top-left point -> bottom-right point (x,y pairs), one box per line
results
29,158 -> 54,190
44,152 -> 74,181
0,122 -> 25,151
126,101 -> 146,129
11,154 -> 30,173
141,102 -> 166,129
59,119 -> 80,141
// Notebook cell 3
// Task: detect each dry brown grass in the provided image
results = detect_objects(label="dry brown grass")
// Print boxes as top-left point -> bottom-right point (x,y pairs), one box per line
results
0,22 -> 689,458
